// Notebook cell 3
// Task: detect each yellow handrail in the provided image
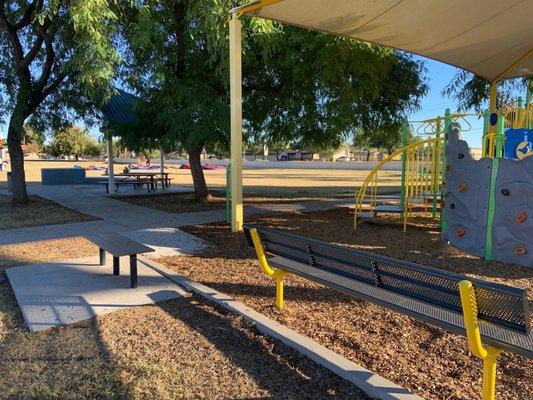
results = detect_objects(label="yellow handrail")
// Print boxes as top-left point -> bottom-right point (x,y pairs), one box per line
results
354,137 -> 445,230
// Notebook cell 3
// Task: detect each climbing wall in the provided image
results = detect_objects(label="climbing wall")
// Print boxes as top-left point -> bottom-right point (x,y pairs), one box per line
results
442,124 -> 491,257
442,124 -> 533,267
492,156 -> 533,266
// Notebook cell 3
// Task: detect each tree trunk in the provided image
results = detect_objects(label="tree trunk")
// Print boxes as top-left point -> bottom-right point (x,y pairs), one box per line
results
188,146 -> 211,202
7,109 -> 29,204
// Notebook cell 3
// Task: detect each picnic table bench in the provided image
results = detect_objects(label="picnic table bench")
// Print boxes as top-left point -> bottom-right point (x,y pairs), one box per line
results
100,172 -> 172,193
86,232 -> 155,288
243,224 -> 532,400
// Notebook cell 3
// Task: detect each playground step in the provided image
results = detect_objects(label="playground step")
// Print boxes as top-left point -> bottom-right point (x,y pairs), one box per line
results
375,204 -> 404,213
358,211 -> 376,219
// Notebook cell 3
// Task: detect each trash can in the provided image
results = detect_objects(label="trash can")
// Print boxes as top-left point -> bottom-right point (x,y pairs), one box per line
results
7,172 -> 12,192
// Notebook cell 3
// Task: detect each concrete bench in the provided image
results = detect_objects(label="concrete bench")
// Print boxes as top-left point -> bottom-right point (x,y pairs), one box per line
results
243,224 -> 531,399
86,232 -> 155,288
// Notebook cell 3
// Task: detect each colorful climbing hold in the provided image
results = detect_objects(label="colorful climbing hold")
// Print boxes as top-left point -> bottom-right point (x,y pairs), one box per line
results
458,183 -> 467,192
514,246 -> 528,256
516,212 -> 528,224
456,228 -> 465,238
501,189 -> 510,196
458,153 -> 464,159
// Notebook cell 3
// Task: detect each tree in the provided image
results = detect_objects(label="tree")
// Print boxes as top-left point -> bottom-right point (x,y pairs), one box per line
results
0,0 -> 120,204
355,123 -> 408,156
117,1 -> 427,201
48,126 -> 100,159
442,71 -> 529,112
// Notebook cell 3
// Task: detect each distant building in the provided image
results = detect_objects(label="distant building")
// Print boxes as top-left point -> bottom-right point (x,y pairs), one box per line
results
277,150 -> 313,161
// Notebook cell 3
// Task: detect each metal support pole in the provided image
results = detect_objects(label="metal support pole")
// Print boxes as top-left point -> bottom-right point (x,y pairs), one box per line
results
399,117 -> 409,215
160,146 -> 165,187
130,255 -> 138,288
106,133 -> 115,193
229,13 -> 243,232
488,82 -> 498,157
113,256 -> 120,276
226,164 -> 232,223
99,248 -> 106,266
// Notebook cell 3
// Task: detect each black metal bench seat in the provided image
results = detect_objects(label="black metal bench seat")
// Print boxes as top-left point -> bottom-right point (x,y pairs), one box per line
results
243,224 -> 532,359
86,232 -> 155,288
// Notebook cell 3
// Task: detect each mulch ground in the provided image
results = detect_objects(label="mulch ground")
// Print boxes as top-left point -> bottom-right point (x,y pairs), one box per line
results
0,238 -> 367,399
0,195 -> 97,230
155,208 -> 533,400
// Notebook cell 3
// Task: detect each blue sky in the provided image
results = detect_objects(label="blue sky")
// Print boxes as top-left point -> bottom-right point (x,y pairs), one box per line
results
2,56 -> 488,148
407,57 -> 485,148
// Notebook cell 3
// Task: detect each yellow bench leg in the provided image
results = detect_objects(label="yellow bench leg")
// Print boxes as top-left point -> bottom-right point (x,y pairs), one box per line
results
250,228 -> 288,310
459,280 -> 502,400
275,273 -> 286,310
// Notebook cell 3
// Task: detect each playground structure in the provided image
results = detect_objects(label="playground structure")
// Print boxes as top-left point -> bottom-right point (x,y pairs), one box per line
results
354,85 -> 533,268
228,3 -> 532,399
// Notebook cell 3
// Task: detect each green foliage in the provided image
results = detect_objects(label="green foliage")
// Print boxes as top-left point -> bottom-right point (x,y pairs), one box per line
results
22,124 -> 45,146
442,71 -> 528,112
0,0 -> 121,126
116,0 -> 427,199
48,126 -> 100,158
354,124 -> 410,155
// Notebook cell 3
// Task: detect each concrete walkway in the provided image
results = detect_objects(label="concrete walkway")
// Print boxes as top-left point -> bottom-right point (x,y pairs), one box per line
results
0,181 -> 405,257
0,184 -> 357,251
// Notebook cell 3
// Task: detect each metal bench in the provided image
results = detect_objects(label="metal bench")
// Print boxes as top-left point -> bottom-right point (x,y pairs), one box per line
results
86,232 -> 155,288
243,224 -> 532,400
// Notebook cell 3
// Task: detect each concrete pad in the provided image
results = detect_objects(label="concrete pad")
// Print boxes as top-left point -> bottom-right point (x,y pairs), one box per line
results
124,227 -> 205,257
6,256 -> 187,332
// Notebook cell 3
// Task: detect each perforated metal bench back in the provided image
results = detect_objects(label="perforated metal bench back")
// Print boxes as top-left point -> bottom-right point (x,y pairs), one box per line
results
244,225 -> 529,334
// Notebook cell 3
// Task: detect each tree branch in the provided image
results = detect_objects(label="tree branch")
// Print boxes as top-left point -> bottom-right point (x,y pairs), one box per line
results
0,2 -> 24,63
34,28 -> 54,92
41,69 -> 68,100
13,0 -> 43,30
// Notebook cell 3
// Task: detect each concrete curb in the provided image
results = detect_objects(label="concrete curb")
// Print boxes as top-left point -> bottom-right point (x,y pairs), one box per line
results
140,256 -> 424,400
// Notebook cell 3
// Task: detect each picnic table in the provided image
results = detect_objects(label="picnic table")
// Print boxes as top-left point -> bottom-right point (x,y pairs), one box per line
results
101,171 -> 171,193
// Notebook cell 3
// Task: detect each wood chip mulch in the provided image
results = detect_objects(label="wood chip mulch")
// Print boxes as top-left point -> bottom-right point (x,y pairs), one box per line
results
155,208 -> 532,400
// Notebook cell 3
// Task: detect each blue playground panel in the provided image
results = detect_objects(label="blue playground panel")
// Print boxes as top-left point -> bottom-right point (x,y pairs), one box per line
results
505,129 -> 533,159
41,168 -> 87,185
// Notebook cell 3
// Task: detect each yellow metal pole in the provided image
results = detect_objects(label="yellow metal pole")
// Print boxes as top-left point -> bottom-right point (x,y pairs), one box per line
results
230,14 -> 244,232
487,82 -> 498,157
459,280 -> 502,400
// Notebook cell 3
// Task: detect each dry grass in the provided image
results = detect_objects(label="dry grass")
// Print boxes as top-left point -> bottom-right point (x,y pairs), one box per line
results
0,159 -> 401,196
0,195 -> 98,230
155,208 -> 533,400
0,238 -> 368,399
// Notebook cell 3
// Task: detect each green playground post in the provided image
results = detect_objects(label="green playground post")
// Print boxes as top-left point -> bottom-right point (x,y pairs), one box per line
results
226,163 -> 232,223
432,117 -> 442,218
440,109 -> 452,232
484,158 -> 500,261
399,117 -> 409,215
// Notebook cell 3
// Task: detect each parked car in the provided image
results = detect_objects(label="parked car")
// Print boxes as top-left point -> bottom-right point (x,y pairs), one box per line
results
335,156 -> 349,162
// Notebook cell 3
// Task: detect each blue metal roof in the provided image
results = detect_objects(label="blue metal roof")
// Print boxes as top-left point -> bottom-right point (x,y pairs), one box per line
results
101,89 -> 139,127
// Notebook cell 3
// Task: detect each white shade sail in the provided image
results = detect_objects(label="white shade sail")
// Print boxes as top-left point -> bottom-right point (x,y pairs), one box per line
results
235,0 -> 533,82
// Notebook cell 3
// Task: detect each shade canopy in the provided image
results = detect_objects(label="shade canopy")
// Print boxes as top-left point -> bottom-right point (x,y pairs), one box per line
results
235,0 -> 533,82
101,89 -> 139,128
